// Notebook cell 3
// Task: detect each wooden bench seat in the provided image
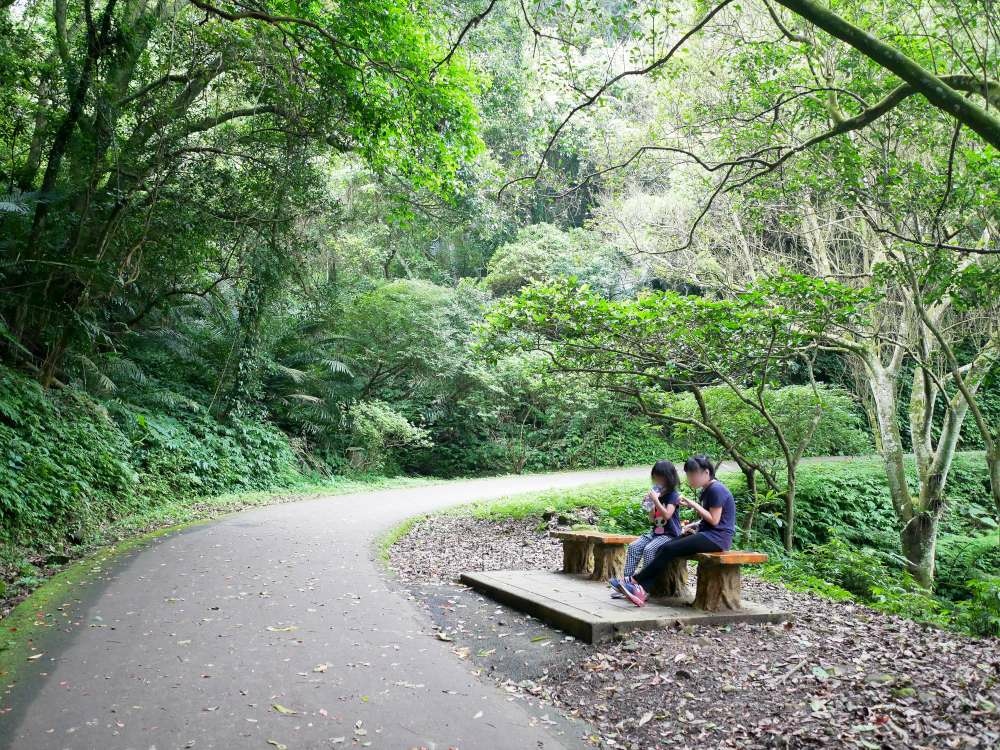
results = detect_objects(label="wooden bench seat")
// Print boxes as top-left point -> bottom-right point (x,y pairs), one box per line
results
549,530 -> 767,612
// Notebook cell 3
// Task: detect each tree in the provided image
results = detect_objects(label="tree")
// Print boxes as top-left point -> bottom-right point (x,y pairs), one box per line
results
0,0 -> 482,386
486,274 -> 868,550
499,0 -> 998,249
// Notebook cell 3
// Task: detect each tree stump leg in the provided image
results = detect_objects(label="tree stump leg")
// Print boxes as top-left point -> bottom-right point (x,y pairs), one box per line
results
693,561 -> 742,611
647,557 -> 690,598
562,540 -> 595,574
589,543 -> 626,581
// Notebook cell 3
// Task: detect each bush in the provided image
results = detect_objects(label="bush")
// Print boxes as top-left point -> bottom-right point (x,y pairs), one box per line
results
0,364 -> 304,554
954,576 -> 1000,638
663,384 -> 873,461
742,452 -> 993,557
936,533 -> 1000,602
1,368 -> 139,549
348,400 -> 432,474
758,537 -> 953,628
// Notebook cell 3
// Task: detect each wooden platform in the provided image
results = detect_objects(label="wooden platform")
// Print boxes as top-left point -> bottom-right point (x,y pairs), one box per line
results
459,569 -> 790,644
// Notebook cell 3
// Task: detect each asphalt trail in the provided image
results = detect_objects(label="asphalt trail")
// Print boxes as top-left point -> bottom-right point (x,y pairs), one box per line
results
1,467 -> 646,750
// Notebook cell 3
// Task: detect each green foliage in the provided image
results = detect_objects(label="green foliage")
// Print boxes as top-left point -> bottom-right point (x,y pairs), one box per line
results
1,367 -> 140,548
953,576 -> 1000,638
665,384 -> 872,461
348,400 -> 432,474
747,453 -> 993,554
482,223 -> 634,298
0,364 -> 303,551
936,533 -> 1000,602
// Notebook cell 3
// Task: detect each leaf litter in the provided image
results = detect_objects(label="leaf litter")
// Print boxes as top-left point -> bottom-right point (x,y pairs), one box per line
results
390,512 -> 1000,749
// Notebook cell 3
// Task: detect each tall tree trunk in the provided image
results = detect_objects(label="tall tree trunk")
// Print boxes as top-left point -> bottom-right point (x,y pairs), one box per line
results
869,366 -> 914,525
900,511 -> 939,588
741,467 -> 759,534
783,477 -> 795,552
988,449 -> 1000,520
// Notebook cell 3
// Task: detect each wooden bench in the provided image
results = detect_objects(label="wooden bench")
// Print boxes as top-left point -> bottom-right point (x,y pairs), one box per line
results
550,530 -> 767,612
549,530 -> 636,581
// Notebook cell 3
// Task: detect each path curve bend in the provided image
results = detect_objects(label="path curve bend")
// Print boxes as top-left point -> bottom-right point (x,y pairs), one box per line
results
1,467 -> 646,750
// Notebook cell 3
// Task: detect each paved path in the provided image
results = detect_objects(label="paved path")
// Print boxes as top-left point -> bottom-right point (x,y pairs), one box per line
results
1,467 -> 646,750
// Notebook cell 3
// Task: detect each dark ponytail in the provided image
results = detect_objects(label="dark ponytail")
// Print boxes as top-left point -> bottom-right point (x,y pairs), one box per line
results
651,459 -> 679,494
683,454 -> 715,478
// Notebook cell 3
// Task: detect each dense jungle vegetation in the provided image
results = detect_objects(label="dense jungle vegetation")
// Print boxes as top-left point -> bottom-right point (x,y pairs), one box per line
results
1,0 -> 997,632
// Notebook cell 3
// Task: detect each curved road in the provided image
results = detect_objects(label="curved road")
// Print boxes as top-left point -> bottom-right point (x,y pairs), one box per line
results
1,467 -> 645,750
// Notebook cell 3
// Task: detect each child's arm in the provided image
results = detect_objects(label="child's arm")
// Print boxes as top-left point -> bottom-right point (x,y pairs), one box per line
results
652,495 -> 675,520
680,496 -> 723,526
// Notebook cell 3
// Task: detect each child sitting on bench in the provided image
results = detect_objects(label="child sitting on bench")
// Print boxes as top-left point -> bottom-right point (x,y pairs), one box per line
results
612,454 -> 736,607
610,460 -> 681,599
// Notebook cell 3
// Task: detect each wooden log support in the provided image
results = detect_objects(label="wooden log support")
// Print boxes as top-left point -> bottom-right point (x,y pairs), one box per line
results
693,559 -> 742,611
589,542 -> 626,581
551,531 -> 635,576
692,551 -> 768,611
647,557 -> 690,598
561,539 -> 595,574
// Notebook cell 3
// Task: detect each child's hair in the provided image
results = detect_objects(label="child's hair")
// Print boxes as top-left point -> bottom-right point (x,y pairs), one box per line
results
651,459 -> 679,494
683,454 -> 716,478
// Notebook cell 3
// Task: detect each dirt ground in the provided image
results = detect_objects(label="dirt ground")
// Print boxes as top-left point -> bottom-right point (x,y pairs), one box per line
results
389,514 -> 1000,749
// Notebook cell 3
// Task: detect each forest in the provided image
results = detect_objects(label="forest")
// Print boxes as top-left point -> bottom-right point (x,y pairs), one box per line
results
1,0 -> 998,641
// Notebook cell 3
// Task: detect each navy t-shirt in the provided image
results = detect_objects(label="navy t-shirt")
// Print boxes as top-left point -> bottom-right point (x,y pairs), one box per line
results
652,489 -> 682,537
697,481 -> 735,550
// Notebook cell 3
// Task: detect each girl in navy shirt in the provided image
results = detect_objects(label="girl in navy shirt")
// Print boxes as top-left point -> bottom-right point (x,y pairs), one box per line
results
614,454 -> 736,607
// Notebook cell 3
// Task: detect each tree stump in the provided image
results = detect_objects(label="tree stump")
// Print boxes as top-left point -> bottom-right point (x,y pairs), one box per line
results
589,542 -> 626,581
693,560 -> 742,611
647,558 -> 690,598
562,539 -> 595,574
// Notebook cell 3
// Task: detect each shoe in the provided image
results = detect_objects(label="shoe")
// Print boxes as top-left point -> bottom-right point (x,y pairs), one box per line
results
621,580 -> 648,607
608,578 -> 627,596
610,590 -> 624,599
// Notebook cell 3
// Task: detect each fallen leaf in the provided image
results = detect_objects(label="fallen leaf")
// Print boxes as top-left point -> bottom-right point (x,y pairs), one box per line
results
638,711 -> 653,727
27,653 -> 44,661
266,626 -> 298,633
272,704 -> 297,715
266,741 -> 287,750
312,664 -> 329,673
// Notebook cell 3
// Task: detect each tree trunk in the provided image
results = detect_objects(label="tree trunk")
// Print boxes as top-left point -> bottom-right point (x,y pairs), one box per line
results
590,543 -> 626,581
782,478 -> 795,552
741,467 -> 759,534
870,369 -> 915,525
900,511 -> 939,588
646,558 -> 689,598
988,449 -> 1000,520
561,540 -> 594,574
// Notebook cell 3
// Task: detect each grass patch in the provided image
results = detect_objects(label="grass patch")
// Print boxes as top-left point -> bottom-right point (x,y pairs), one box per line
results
376,514 -> 427,564
442,479 -> 650,521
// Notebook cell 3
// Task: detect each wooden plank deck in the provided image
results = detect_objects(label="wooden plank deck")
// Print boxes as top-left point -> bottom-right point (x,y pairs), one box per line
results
459,569 -> 789,643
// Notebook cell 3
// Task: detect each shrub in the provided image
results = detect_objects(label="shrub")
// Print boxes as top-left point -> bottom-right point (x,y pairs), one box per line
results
663,384 -> 873,461
348,400 -> 432,474
954,576 -> 1000,638
936,533 -> 1000,602
0,364 -> 304,554
0,368 -> 139,549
